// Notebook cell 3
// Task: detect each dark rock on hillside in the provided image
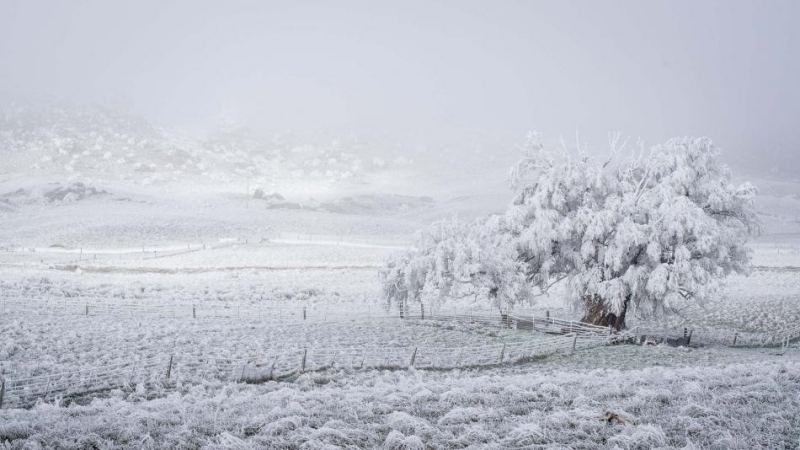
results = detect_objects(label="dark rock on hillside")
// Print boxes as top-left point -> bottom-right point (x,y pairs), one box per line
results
44,182 -> 108,202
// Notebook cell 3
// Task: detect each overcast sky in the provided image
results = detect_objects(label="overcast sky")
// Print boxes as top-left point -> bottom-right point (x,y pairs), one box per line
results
1,0 -> 799,173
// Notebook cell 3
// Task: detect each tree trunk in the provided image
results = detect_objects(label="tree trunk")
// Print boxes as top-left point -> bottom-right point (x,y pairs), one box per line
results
580,294 -> 630,331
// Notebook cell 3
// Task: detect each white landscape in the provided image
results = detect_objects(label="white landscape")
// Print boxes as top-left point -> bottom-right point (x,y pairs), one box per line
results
1,1 -> 800,449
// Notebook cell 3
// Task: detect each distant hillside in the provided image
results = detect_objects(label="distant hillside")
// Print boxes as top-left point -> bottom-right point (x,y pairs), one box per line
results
0,103 -> 413,190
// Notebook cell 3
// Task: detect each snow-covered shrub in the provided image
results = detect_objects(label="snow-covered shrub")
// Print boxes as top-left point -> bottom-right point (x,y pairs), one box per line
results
380,217 -> 530,316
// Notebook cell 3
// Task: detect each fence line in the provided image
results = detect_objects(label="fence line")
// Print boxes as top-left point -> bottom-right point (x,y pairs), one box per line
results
0,296 -> 377,322
4,298 -> 798,407
5,291 -> 798,347
0,297 -> 604,333
5,308 -> 795,408
626,324 -> 800,349
0,313 -> 615,408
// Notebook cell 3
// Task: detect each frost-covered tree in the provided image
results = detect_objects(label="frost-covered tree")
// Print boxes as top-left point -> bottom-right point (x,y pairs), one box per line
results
380,217 -> 530,316
508,135 -> 759,329
381,134 -> 758,329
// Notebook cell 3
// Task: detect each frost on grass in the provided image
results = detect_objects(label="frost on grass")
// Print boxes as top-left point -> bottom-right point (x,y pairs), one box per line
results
2,359 -> 798,449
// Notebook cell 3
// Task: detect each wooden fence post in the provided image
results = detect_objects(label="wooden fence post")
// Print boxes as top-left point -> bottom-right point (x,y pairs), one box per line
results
686,329 -> 693,346
498,343 -> 506,364
166,355 -> 173,380
192,305 -> 196,319
300,349 -> 307,373
409,347 -> 417,368
571,333 -> 578,354
329,351 -> 337,368
44,377 -> 52,399
129,361 -> 138,386
0,377 -> 5,409
269,355 -> 278,380
303,307 -> 306,321
732,332 -> 738,346
239,363 -> 247,382
85,304 -> 89,316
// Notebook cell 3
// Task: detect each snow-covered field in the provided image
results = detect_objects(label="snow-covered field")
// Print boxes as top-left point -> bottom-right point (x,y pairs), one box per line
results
3,1 -> 800,445
2,344 -> 799,449
1,184 -> 800,449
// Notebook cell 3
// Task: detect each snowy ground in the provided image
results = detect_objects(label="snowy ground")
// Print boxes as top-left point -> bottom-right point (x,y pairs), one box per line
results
2,186 -> 800,448
2,349 -> 799,449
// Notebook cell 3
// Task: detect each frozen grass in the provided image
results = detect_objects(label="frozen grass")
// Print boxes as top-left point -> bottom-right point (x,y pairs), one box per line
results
626,270 -> 800,344
0,311 -> 532,381
515,268 -> 800,343
1,351 -> 798,449
0,265 -> 382,307
751,240 -> 800,267
2,202 -> 800,447
3,270 -> 574,385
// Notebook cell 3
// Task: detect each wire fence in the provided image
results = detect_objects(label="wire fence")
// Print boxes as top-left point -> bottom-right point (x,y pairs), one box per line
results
0,295 -> 382,323
0,313 -> 615,409
3,301 -> 798,409
627,324 -> 800,349
0,292 -> 622,331
4,287 -> 798,347
3,288 -> 798,409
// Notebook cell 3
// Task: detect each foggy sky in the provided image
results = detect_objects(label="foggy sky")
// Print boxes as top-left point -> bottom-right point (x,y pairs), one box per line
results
1,0 -> 799,173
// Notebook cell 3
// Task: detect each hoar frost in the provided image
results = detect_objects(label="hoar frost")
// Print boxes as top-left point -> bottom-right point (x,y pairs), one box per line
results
382,135 -> 758,329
